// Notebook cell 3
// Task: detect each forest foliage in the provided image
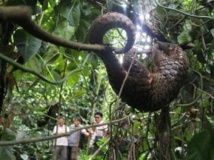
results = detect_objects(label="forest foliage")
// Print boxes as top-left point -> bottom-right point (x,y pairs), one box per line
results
0,0 -> 214,159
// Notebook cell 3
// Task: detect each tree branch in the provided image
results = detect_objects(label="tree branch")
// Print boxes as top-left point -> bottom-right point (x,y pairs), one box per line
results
155,0 -> 214,20
0,6 -> 107,52
0,116 -> 128,146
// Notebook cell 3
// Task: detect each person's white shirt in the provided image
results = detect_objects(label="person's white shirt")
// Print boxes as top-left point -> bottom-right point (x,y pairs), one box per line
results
89,120 -> 108,147
94,120 -> 108,137
53,125 -> 69,146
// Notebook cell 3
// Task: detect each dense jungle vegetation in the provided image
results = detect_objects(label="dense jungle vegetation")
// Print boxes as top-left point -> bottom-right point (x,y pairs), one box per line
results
0,0 -> 214,159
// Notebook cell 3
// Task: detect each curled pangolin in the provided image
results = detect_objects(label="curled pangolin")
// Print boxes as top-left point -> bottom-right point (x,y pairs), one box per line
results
88,12 -> 189,112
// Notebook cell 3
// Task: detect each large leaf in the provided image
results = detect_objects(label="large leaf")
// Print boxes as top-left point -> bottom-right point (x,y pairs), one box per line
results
155,5 -> 167,21
177,30 -> 192,45
0,146 -> 15,160
49,70 -> 61,81
69,3 -> 81,28
75,19 -> 92,42
66,71 -> 81,86
187,130 -> 214,160
14,29 -> 42,61
0,129 -> 16,160
26,56 -> 43,73
52,20 -> 75,40
70,90 -> 86,99
56,0 -> 81,27
1,128 -> 16,141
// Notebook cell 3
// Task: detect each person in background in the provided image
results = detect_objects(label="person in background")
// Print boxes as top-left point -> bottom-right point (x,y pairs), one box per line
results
53,117 -> 69,160
90,112 -> 108,153
67,117 -> 90,160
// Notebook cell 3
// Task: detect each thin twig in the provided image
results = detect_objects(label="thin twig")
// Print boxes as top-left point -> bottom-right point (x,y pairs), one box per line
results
155,0 -> 214,20
0,116 -> 129,146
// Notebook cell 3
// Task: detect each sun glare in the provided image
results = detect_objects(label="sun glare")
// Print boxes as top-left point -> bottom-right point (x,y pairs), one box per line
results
112,3 -> 153,64
121,3 -> 128,9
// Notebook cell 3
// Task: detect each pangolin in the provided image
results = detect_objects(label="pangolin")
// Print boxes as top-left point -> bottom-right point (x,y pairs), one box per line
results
88,12 -> 189,111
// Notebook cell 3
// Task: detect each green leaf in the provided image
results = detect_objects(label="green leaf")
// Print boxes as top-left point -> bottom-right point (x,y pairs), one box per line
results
44,53 -> 60,64
187,130 -> 214,160
26,56 -> 43,73
0,146 -> 15,160
1,128 -> 16,141
204,116 -> 214,133
50,70 -> 61,81
0,129 -> 16,160
57,1 -> 81,27
133,121 -> 141,133
67,71 -> 81,86
49,0 -> 56,7
155,5 -> 167,19
52,20 -> 75,40
70,90 -> 85,99
70,4 -> 81,27
14,29 -> 42,61
45,44 -> 59,59
75,18 -> 91,42
177,30 -> 192,45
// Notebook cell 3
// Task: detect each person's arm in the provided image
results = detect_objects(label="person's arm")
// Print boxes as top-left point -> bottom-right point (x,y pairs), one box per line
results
81,128 -> 90,136
103,125 -> 108,137
87,128 -> 94,135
